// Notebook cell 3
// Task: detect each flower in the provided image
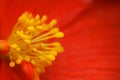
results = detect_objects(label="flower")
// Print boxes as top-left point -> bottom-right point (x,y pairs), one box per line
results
0,0 -> 120,80
0,8 -> 64,80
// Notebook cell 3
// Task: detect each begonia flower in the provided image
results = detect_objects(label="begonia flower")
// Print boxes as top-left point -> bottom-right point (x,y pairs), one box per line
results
0,0 -> 120,80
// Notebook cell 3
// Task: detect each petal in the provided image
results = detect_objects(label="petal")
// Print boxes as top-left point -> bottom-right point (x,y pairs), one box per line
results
21,61 -> 40,80
0,58 -> 27,80
40,1 -> 120,80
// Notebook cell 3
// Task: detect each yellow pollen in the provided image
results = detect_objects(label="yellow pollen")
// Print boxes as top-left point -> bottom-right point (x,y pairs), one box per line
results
9,61 -> 15,67
11,44 -> 18,48
27,26 -> 35,32
54,32 -> 64,38
48,19 -> 57,28
24,39 -> 31,44
36,26 -> 43,30
16,59 -> 22,64
41,15 -> 47,23
50,28 -> 59,34
7,12 -> 64,74
35,14 -> 40,20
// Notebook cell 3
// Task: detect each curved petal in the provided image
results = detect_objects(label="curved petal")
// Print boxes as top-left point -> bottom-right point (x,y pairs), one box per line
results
21,61 -> 39,80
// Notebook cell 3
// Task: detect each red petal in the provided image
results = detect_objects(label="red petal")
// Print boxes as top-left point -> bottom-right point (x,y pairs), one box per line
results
41,1 -> 120,80
0,58 -> 27,80
21,61 -> 40,80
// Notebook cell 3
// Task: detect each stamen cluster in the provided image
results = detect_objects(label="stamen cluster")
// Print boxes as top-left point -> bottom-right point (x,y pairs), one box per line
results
7,12 -> 64,73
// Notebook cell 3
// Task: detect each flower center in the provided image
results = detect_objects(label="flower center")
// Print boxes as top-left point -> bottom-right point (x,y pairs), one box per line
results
7,12 -> 64,73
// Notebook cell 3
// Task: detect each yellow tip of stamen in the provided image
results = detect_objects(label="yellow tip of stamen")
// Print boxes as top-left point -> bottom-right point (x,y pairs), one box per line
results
52,42 -> 61,46
27,26 -> 35,32
24,39 -> 31,44
47,55 -> 55,61
36,26 -> 44,30
9,61 -> 15,67
56,46 -> 64,53
54,32 -> 64,38
41,15 -> 47,23
50,28 -> 59,34
51,51 -> 57,56
35,14 -> 40,20
11,44 -> 18,48
48,19 -> 57,28
16,59 -> 22,64
24,56 -> 31,62
7,12 -> 64,74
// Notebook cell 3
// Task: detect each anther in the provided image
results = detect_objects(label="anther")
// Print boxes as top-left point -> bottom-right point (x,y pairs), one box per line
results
48,19 -> 57,28
54,32 -> 64,38
41,15 -> 47,23
27,26 -> 35,32
50,28 -> 59,34
9,61 -> 15,67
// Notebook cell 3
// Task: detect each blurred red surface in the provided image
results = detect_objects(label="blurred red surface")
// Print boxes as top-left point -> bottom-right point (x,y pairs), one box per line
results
0,0 -> 120,80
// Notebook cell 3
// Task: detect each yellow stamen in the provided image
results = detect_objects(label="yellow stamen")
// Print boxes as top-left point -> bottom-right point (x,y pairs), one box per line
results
16,59 -> 22,64
50,28 -> 59,34
7,12 -> 64,74
9,61 -> 15,67
48,19 -> 57,28
54,32 -> 64,38
24,39 -> 31,44
40,15 -> 47,23
11,44 -> 18,49
35,14 -> 40,20
27,26 -> 36,32
36,26 -> 43,30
